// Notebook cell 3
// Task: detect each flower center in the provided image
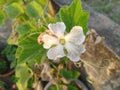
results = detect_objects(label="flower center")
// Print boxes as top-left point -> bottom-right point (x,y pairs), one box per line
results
59,38 -> 66,45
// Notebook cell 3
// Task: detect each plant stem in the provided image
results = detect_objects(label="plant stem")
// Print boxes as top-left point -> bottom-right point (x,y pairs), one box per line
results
0,69 -> 15,78
44,80 -> 54,90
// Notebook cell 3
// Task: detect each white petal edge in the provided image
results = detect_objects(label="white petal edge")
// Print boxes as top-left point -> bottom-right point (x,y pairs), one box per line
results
47,44 -> 65,60
42,34 -> 58,49
48,22 -> 66,37
65,26 -> 85,45
65,42 -> 86,62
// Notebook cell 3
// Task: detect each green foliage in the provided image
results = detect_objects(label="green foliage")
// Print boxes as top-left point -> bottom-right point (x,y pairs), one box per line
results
68,85 -> 78,90
5,2 -> 24,19
1,45 -> 17,69
0,0 -> 6,5
49,86 -> 57,90
0,0 -> 6,7
56,0 -> 89,34
16,23 -> 32,36
0,0 -> 89,89
60,57 -> 69,64
0,11 -> 6,25
16,33 -> 47,64
60,69 -> 80,80
27,77 -> 34,89
15,63 -> 33,90
0,81 -> 5,90
0,59 -> 7,74
11,75 -> 19,83
26,1 -> 43,19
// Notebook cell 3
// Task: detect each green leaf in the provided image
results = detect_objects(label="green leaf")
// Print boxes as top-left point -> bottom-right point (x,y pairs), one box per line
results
35,0 -> 47,7
1,45 -> 17,69
11,75 -> 19,83
10,59 -> 17,69
7,29 -> 18,45
0,0 -> 6,7
0,0 -> 6,4
0,60 -> 7,74
0,11 -> 6,25
7,54 -> 15,62
16,63 -> 33,90
72,70 -> 81,79
1,45 -> 16,55
16,33 -> 47,64
26,1 -> 43,19
27,77 -> 34,89
16,23 -> 32,36
5,2 -> 24,19
68,85 -> 78,90
56,0 -> 89,34
7,0 -> 22,4
35,0 -> 49,14
49,86 -> 57,90
2,45 -> 17,61
60,57 -> 69,64
60,69 -> 80,79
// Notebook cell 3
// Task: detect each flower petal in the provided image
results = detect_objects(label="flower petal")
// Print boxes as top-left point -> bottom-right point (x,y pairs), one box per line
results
48,22 -> 66,37
47,44 -> 65,60
65,42 -> 86,62
65,26 -> 85,45
42,34 -> 58,49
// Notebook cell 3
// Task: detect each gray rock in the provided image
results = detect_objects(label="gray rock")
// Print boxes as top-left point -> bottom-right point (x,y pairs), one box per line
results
53,0 -> 120,56
82,3 -> 120,56
53,0 -> 72,6
0,19 -> 12,52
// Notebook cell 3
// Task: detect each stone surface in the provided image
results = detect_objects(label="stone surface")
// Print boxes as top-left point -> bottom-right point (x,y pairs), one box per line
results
53,0 -> 120,56
82,3 -> 120,56
81,30 -> 120,90
0,20 -> 12,52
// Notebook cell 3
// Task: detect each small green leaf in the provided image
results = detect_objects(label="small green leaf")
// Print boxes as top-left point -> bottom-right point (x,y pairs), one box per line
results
11,75 -> 19,83
56,0 -> 89,34
2,45 -> 17,54
7,54 -> 15,62
27,77 -> 34,89
60,69 -> 72,79
10,59 -> 17,69
5,2 -> 24,19
16,33 -> 47,63
26,1 -> 43,19
60,57 -> 69,64
16,63 -> 33,90
72,70 -> 81,79
0,60 -> 7,74
16,23 -> 32,36
49,86 -> 57,90
36,0 -> 47,7
60,69 -> 80,79
0,0 -> 6,7
0,11 -> 6,25
0,0 -> 6,4
7,29 -> 18,45
68,85 -> 78,90
1,45 -> 17,69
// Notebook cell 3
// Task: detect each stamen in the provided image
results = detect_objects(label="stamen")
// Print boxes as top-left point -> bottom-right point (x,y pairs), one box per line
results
59,38 -> 66,45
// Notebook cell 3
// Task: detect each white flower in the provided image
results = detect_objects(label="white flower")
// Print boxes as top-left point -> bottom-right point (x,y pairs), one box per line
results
42,22 -> 86,62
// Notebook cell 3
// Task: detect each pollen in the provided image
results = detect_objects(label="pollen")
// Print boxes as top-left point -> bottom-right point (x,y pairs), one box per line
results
59,38 -> 66,45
